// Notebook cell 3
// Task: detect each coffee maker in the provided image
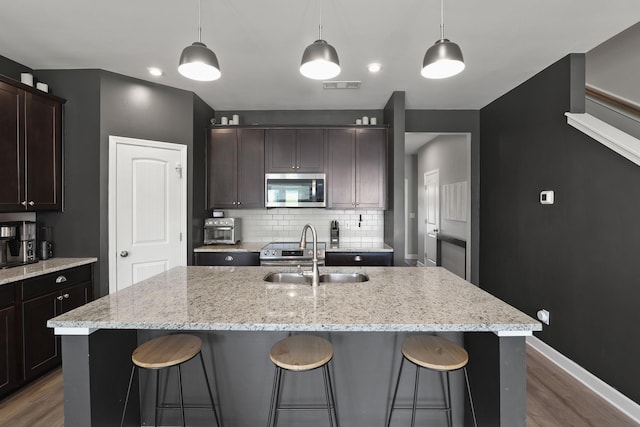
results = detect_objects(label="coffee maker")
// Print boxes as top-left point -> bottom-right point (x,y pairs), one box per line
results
0,221 -> 37,268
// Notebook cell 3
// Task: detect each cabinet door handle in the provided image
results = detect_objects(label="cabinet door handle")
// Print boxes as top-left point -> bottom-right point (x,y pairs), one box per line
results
232,201 -> 237,205
291,165 -> 296,169
28,201 -> 35,206
237,201 -> 241,205
21,201 -> 27,206
354,255 -> 363,262
120,251 -> 129,257
63,293 -> 70,299
57,295 -> 64,301
56,275 -> 67,283
224,256 -> 234,262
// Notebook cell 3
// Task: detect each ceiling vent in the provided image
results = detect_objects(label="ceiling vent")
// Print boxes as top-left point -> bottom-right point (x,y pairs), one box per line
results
322,81 -> 361,89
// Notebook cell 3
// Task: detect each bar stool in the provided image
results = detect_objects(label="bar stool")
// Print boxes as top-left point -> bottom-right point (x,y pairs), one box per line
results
386,335 -> 477,427
120,334 -> 222,427
267,335 -> 339,427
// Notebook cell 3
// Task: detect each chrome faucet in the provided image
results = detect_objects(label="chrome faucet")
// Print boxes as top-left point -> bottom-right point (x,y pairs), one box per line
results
299,224 -> 320,287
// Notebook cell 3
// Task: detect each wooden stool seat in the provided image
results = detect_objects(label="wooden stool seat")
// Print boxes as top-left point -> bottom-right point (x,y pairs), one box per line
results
132,334 -> 202,369
267,335 -> 339,427
401,334 -> 468,371
120,334 -> 222,427
270,335 -> 333,371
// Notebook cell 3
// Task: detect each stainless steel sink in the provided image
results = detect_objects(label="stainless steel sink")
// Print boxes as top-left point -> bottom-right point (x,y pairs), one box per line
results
263,272 -> 369,284
263,272 -> 310,284
319,273 -> 369,283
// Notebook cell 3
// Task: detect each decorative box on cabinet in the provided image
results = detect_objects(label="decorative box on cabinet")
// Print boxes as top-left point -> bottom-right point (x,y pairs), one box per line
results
327,128 -> 386,209
21,265 -> 92,381
0,76 -> 64,212
194,251 -> 260,266
0,283 -> 17,398
265,128 -> 325,173
208,128 -> 264,209
325,251 -> 393,266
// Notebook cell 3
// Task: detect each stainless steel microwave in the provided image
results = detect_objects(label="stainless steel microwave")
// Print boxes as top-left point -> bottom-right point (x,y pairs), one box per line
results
265,173 -> 326,208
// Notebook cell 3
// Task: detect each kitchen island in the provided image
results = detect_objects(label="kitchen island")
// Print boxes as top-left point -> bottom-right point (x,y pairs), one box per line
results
49,266 -> 540,426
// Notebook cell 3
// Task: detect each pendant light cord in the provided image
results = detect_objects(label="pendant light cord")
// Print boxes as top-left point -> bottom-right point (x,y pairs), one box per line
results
198,0 -> 202,42
440,0 -> 445,39
318,0 -> 323,40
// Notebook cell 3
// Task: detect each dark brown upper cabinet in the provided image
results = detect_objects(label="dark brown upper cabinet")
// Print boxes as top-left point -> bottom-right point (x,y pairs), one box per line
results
208,128 -> 265,209
0,78 -> 63,212
327,128 -> 387,209
265,128 -> 325,173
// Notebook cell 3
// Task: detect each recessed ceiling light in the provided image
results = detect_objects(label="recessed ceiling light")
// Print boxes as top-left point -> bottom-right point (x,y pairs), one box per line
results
368,63 -> 381,73
148,67 -> 163,77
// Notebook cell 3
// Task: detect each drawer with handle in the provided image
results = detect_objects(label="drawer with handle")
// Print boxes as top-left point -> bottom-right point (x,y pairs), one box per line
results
21,265 -> 92,301
194,252 -> 260,266
325,252 -> 393,266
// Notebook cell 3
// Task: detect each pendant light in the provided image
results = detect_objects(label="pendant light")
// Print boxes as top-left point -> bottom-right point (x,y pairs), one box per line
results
421,0 -> 465,79
178,0 -> 221,81
300,0 -> 341,80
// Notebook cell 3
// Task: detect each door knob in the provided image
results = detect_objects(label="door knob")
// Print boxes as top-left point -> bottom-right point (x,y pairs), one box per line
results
120,250 -> 129,257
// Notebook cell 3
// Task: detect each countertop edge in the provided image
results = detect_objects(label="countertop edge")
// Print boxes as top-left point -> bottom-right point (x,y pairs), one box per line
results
0,257 -> 98,285
194,243 -> 394,253
48,321 -> 542,334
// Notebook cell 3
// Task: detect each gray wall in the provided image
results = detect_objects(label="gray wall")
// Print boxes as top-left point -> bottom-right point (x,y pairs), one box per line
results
383,92 -> 406,266
586,21 -> 640,106
405,110 -> 480,285
404,155 -> 418,257
416,134 -> 469,263
2,57 -> 214,297
480,53 -> 640,404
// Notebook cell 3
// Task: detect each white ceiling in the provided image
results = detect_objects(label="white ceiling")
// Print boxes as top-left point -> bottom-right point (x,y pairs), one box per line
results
1,1 -> 639,111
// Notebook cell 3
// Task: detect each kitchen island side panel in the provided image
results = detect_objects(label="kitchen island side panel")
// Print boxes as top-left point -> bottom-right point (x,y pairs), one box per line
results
62,330 -> 139,427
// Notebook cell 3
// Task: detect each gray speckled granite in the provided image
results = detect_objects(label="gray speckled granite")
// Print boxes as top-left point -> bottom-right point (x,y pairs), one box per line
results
0,258 -> 97,285
193,242 -> 265,252
194,242 -> 393,253
48,266 -> 540,334
325,243 -> 393,252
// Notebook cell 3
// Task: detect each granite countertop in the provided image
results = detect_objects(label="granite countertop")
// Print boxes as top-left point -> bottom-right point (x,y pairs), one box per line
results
194,242 -> 393,253
194,242 -> 265,252
0,257 -> 97,285
48,266 -> 541,334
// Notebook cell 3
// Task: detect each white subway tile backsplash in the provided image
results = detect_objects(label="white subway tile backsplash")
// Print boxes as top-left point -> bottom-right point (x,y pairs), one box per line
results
222,208 -> 384,243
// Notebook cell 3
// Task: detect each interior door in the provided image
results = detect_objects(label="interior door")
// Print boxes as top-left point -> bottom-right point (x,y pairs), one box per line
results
424,170 -> 439,267
112,139 -> 185,292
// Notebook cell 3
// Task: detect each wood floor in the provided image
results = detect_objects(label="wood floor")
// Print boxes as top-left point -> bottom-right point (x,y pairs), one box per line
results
1,346 -> 637,426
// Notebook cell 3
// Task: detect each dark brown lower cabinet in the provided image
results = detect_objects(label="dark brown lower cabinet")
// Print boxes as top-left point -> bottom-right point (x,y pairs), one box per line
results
0,305 -> 17,398
195,252 -> 260,266
325,252 -> 393,266
20,265 -> 93,383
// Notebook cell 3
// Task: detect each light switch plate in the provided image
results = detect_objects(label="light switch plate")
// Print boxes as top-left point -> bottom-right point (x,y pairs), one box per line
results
540,190 -> 554,204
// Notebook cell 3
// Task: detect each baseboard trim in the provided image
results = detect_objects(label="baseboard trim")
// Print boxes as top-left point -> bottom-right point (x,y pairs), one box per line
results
416,261 -> 425,267
526,335 -> 640,423
405,254 -> 418,260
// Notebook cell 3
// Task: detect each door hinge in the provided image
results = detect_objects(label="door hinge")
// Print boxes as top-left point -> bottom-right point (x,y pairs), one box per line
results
175,163 -> 183,178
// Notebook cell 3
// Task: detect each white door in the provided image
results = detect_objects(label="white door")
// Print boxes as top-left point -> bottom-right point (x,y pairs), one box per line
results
424,170 -> 439,267
108,136 -> 187,293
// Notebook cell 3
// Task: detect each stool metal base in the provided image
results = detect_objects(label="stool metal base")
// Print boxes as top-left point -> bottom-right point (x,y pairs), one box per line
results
387,357 -> 478,427
120,352 -> 222,427
267,364 -> 339,427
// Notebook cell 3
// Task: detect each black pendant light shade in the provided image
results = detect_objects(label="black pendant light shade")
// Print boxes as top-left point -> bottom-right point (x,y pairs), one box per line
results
178,0 -> 221,81
421,0 -> 465,79
421,38 -> 465,79
300,39 -> 341,80
178,41 -> 221,81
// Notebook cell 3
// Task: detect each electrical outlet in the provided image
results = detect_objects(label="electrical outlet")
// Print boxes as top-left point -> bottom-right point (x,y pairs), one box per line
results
537,309 -> 550,325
